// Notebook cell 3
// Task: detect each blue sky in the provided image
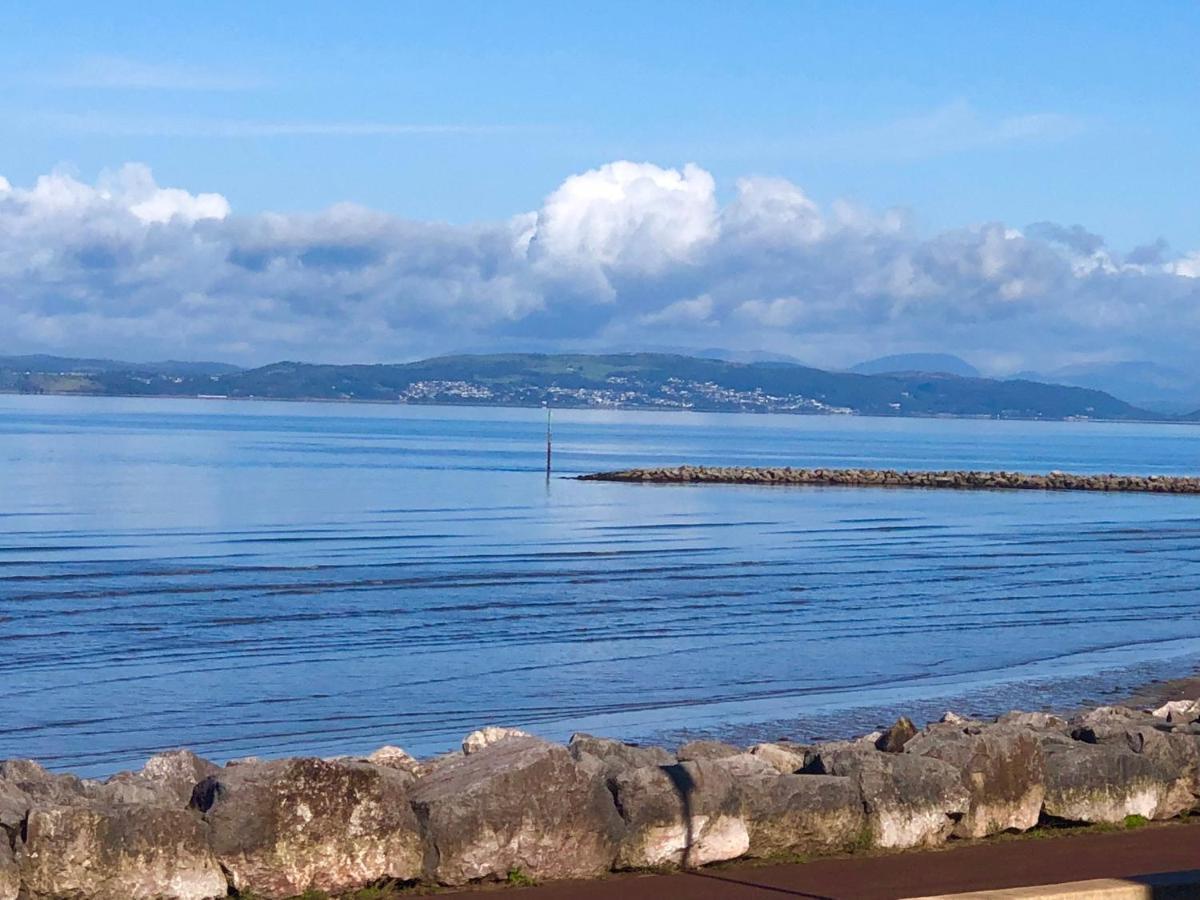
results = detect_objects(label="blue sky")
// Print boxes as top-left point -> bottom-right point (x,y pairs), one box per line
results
4,1 -> 1197,246
1,2 -> 1198,368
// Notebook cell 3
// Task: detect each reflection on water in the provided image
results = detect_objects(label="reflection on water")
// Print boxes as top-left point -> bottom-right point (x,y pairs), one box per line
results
3,394 -> 1200,776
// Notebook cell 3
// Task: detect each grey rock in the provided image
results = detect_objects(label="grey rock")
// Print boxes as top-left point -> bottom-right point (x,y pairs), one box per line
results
808,747 -> 969,848
1071,720 -> 1198,813
569,734 -> 675,778
413,751 -> 463,778
906,725 -> 1044,837
995,711 -> 1069,732
95,749 -> 219,808
749,742 -> 812,775
192,756 -> 422,898
1074,706 -> 1147,725
1042,741 -> 1189,823
740,773 -> 866,859
364,745 -> 422,775
410,736 -> 622,885
0,760 -> 90,808
1153,699 -> 1200,724
677,740 -> 743,761
17,802 -> 227,900
610,758 -> 747,869
875,717 -> 919,753
462,726 -> 532,755
0,779 -> 30,835
0,841 -> 16,900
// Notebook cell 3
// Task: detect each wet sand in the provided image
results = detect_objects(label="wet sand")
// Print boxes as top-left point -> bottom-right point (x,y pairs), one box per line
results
1121,669 -> 1200,711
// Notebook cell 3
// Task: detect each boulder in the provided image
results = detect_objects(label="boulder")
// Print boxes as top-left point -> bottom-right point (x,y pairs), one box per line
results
705,752 -> 778,781
609,750 -> 854,863
17,803 -> 227,900
749,742 -> 811,775
1041,741 -> 1190,823
610,758 -> 747,869
414,751 -> 464,778
740,773 -> 866,859
0,780 -> 29,835
995,711 -> 1068,732
1153,699 -> 1200,723
410,736 -> 622,884
192,757 -> 422,898
677,740 -> 743,761
1070,719 -> 1198,813
462,726 -> 532,755
0,842 -> 16,900
875,717 -> 918,753
0,760 -> 89,808
365,745 -> 422,775
569,734 -> 674,778
906,725 -> 1045,837
807,736 -> 881,758
1071,706 -> 1152,732
807,748 -> 969,848
96,750 -> 219,807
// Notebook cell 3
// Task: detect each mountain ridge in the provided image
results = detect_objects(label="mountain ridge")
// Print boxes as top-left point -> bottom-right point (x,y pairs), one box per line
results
0,351 -> 1168,422
849,353 -> 980,378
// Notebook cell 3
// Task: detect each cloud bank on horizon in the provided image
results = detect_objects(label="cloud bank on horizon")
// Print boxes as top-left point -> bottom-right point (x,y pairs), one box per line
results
2,160 -> 1198,373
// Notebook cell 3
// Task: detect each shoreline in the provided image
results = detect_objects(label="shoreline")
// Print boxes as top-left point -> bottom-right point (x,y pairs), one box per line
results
1,388 -> 1191,426
1121,668 -> 1200,710
581,465 -> 1200,494
4,690 -> 1200,899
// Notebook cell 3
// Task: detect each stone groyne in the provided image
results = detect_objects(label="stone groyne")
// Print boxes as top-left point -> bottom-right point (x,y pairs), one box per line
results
580,466 -> 1200,494
3,702 -> 1200,899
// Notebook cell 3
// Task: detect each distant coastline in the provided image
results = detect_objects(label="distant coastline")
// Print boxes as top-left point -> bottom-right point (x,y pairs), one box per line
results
5,386 -> 1196,428
1,350 -> 1190,423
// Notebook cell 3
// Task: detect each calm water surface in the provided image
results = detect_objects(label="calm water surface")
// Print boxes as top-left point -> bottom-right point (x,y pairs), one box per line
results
4,394 -> 1200,776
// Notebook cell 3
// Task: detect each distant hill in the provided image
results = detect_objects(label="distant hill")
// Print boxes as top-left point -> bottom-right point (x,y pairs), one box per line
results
0,351 -> 1162,421
1010,361 -> 1200,414
0,355 -> 240,377
850,353 -> 980,378
694,348 -> 810,365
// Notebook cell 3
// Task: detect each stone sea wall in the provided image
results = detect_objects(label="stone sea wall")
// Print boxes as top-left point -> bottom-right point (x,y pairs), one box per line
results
579,466 -> 1200,493
3,702 -> 1200,899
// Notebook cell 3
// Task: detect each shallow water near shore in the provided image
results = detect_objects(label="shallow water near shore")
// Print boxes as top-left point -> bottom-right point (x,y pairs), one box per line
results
4,394 -> 1200,777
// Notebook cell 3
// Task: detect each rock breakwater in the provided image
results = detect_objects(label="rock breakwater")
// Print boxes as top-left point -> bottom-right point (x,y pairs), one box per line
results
580,466 -> 1200,494
3,702 -> 1200,898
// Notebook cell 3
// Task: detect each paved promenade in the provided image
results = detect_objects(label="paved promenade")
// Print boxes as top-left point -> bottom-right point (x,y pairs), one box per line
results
442,822 -> 1200,899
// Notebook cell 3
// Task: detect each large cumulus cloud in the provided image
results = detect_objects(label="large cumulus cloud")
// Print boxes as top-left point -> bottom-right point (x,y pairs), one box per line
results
1,160 -> 1198,370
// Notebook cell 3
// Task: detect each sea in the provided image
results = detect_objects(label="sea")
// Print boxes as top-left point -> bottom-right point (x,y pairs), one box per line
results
3,394 -> 1200,777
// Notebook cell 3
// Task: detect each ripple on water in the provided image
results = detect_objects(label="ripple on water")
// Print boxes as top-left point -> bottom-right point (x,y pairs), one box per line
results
3,397 -> 1200,775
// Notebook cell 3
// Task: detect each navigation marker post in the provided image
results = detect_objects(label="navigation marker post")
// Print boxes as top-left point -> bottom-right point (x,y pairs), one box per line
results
544,402 -> 553,479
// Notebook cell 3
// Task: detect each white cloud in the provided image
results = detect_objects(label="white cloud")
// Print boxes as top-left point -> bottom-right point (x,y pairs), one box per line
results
1171,252 -> 1200,278
734,298 -> 811,329
638,294 -> 715,327
0,160 -> 1198,371
0,163 -> 228,224
529,161 -> 717,273
723,177 -> 826,247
